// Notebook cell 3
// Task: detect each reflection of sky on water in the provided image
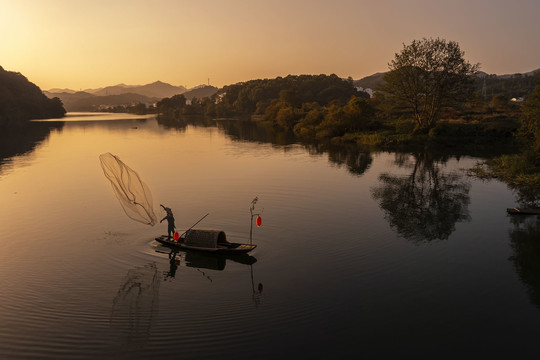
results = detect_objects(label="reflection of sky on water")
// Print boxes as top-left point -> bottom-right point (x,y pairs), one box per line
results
1,113 -> 540,358
35,112 -> 156,122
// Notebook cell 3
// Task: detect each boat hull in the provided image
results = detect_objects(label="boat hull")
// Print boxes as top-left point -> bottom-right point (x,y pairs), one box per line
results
155,235 -> 257,254
507,208 -> 540,215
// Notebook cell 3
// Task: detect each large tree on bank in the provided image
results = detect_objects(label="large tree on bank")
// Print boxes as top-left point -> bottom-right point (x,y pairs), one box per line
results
384,38 -> 479,130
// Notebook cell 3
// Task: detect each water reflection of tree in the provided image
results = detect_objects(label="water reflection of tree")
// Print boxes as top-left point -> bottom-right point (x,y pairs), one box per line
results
510,186 -> 540,209
0,121 -> 62,175
155,116 -> 375,175
213,120 -> 373,174
306,143 -> 373,176
371,152 -> 471,242
156,114 -> 191,131
213,119 -> 297,146
509,216 -> 540,309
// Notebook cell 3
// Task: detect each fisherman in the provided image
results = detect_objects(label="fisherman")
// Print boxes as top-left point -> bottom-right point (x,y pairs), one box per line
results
160,204 -> 176,241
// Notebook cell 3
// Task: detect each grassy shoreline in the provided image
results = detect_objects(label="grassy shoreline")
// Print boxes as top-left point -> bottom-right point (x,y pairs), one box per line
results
304,119 -> 540,201
471,154 -> 540,193
314,119 -> 520,150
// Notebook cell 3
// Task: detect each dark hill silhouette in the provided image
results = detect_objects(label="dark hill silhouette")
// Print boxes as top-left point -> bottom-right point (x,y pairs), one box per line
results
182,85 -> 218,100
0,66 -> 66,126
44,91 -> 158,112
43,91 -> 96,112
354,72 -> 386,91
46,81 -> 188,110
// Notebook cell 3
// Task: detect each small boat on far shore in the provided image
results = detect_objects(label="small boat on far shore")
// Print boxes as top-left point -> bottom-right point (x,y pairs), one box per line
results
507,208 -> 540,215
155,229 -> 256,254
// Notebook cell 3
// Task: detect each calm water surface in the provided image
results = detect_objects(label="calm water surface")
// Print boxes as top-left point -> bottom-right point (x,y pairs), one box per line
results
1,113 -> 539,358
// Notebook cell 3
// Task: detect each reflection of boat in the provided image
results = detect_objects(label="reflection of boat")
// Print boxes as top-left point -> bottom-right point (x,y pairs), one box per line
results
155,229 -> 256,254
183,248 -> 257,269
157,241 -> 257,275
507,208 -> 540,215
157,245 -> 262,306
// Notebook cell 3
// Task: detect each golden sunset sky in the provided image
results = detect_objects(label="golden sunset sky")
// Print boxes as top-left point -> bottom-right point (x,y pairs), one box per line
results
1,0 -> 540,90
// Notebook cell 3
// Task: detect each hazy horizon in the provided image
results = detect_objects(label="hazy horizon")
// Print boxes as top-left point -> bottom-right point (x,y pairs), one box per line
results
39,65 -> 540,93
2,0 -> 540,90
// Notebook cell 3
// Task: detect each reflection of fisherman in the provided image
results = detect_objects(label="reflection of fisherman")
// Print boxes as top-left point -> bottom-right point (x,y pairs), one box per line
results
160,204 -> 176,241
167,249 -> 179,278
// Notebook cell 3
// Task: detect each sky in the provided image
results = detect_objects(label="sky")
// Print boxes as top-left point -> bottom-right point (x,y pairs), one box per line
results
1,0 -> 540,90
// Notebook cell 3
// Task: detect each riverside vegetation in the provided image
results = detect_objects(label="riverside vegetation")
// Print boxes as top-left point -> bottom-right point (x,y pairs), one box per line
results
155,39 -> 540,198
1,38 -> 538,197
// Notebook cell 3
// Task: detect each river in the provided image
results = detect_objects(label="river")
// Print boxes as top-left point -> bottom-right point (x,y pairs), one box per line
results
0,113 -> 539,358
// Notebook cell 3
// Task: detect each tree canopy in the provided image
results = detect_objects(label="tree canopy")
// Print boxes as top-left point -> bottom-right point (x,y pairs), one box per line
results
0,66 -> 66,126
384,38 -> 479,130
212,74 -> 365,116
518,77 -> 540,160
155,74 -> 376,139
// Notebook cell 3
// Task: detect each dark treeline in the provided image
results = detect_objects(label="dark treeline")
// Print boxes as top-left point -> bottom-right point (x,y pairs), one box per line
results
476,76 -> 540,201
156,73 -> 526,144
62,93 -> 156,112
355,70 -> 540,101
475,73 -> 540,100
213,74 -> 366,115
98,103 -> 157,115
155,36 -> 539,196
0,66 -> 65,126
157,74 -> 374,139
155,71 -> 540,196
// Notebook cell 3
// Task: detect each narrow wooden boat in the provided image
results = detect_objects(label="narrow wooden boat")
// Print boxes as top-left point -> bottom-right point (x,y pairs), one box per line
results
155,229 -> 257,254
507,207 -> 540,215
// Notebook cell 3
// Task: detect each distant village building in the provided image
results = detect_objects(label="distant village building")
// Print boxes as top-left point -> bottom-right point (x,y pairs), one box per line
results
511,97 -> 525,103
356,86 -> 374,98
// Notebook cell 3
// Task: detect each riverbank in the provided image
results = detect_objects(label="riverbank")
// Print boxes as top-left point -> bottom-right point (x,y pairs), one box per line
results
306,117 -> 520,150
471,153 -> 540,204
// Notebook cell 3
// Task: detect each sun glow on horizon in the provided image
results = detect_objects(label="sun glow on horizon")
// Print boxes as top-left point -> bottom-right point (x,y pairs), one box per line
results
2,0 -> 540,91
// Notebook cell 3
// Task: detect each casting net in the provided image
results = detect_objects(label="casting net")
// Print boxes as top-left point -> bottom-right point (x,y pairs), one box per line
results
99,152 -> 157,226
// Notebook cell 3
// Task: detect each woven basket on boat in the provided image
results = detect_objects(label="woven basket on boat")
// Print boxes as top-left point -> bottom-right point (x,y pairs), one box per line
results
184,229 -> 227,248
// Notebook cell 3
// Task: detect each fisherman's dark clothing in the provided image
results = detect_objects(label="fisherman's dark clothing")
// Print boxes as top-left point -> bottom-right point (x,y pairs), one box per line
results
161,214 -> 175,240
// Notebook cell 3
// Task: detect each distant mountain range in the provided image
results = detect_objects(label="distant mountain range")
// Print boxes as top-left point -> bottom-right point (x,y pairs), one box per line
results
481,68 -> 540,79
45,67 -> 540,112
47,81 -> 187,98
45,82 -> 218,111
93,81 -> 187,98
45,92 -> 159,112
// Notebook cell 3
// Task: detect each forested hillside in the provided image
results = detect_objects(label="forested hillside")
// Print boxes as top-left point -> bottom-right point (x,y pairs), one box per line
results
212,74 -> 365,115
0,66 -> 65,126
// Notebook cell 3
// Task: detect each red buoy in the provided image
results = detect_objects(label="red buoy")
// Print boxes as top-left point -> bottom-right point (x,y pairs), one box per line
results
256,216 -> 262,227
174,232 -> 179,241
258,283 -> 263,293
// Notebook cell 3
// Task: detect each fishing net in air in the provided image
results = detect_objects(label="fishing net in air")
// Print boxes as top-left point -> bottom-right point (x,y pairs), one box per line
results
99,152 -> 157,226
